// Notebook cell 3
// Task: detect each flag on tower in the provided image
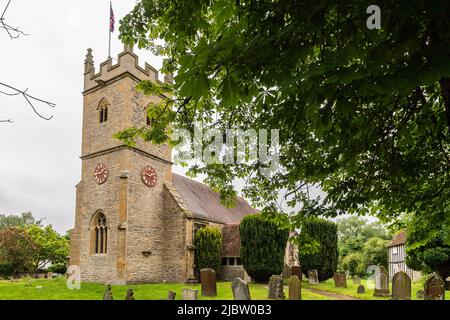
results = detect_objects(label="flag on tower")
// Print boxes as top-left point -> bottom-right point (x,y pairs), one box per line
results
109,2 -> 115,33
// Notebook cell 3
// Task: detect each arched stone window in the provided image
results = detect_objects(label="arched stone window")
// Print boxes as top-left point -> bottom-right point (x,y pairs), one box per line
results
98,98 -> 109,123
91,212 -> 108,254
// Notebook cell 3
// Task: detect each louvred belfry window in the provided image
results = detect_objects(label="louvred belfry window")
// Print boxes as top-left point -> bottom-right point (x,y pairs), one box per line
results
98,98 -> 109,123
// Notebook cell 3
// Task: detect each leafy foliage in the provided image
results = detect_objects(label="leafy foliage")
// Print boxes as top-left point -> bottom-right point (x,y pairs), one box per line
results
118,0 -> 450,242
406,216 -> 450,280
26,225 -> 70,270
0,227 -> 37,275
299,219 -> 338,281
336,216 -> 389,274
239,214 -> 289,283
194,226 -> 223,274
361,237 -> 389,268
0,212 -> 43,229
47,263 -> 67,275
340,252 -> 365,276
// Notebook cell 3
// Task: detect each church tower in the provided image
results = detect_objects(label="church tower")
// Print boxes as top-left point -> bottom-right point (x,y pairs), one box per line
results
69,45 -> 186,284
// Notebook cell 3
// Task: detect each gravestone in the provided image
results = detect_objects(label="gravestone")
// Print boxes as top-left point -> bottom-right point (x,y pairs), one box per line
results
424,273 -> 445,300
352,275 -> 361,285
373,266 -> 390,297
288,275 -> 301,300
103,285 -> 113,300
47,272 -> 53,279
392,271 -> 411,300
125,288 -> 135,300
167,291 -> 176,300
200,268 -> 217,297
291,266 -> 302,281
416,289 -> 425,299
357,285 -> 365,294
333,272 -> 347,288
268,275 -> 285,299
182,288 -> 199,300
231,277 -> 251,300
282,264 -> 291,279
308,270 -> 319,285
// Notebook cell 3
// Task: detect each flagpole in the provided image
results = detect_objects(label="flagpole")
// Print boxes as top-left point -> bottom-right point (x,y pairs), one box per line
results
108,2 -> 112,58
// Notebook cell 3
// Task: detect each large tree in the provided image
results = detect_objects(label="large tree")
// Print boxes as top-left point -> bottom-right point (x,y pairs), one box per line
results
118,1 -> 450,239
405,214 -> 450,280
336,216 -> 389,258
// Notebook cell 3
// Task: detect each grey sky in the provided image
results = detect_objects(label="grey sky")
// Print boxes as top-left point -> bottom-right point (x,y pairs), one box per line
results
0,0 -> 329,234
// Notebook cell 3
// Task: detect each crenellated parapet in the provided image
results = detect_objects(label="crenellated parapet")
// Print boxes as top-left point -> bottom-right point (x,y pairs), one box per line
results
83,44 -> 172,95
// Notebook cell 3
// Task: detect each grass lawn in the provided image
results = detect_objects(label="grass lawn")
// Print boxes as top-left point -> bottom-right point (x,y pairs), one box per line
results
0,277 -> 331,300
302,278 -> 450,300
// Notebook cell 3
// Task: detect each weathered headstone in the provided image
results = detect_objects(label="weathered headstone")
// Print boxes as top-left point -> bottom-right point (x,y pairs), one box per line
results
352,275 -> 361,285
103,285 -> 113,300
231,277 -> 251,300
373,266 -> 390,297
125,288 -> 135,300
291,266 -> 302,281
47,272 -> 53,279
268,275 -> 285,299
416,289 -> 425,299
288,275 -> 301,300
182,288 -> 198,300
424,273 -> 445,300
357,285 -> 365,294
200,268 -> 217,297
282,264 -> 291,279
333,272 -> 347,288
308,270 -> 319,285
392,271 -> 411,300
167,291 -> 176,300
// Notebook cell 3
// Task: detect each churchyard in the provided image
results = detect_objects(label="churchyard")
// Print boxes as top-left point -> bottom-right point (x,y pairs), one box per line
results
0,277 -> 331,300
0,270 -> 447,300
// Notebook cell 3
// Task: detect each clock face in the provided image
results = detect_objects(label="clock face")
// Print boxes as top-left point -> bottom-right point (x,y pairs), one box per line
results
142,166 -> 157,187
94,163 -> 109,185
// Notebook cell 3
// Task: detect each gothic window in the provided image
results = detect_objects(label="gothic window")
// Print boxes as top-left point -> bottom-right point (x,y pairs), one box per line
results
98,98 -> 109,123
93,213 -> 108,254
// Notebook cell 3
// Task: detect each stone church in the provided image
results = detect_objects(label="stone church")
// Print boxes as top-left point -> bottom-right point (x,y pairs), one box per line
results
69,45 -> 298,284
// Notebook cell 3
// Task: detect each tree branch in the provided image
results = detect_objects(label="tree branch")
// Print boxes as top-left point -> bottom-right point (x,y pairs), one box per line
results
0,82 -> 55,120
0,0 -> 28,39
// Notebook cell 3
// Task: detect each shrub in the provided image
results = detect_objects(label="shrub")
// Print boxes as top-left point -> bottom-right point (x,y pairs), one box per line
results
47,263 -> 67,274
0,263 -> 14,278
362,237 -> 389,268
194,226 -> 222,274
240,214 -> 289,283
299,218 -> 338,282
341,252 -> 365,276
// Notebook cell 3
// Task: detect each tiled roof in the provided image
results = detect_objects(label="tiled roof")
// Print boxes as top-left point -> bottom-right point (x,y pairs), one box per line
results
171,173 -> 257,224
221,223 -> 241,257
388,230 -> 406,247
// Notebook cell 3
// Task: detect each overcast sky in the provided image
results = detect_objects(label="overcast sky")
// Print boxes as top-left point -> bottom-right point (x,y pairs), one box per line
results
0,0 -> 329,234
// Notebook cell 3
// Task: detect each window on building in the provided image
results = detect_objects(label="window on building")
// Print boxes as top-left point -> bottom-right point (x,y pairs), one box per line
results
392,247 -> 398,255
94,213 -> 108,254
98,98 -> 109,123
236,257 -> 242,266
222,258 -> 228,266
